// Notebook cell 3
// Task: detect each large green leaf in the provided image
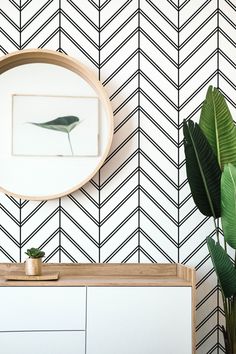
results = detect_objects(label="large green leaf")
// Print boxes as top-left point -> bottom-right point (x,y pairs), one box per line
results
29,116 -> 80,133
207,237 -> 236,298
183,120 -> 221,218
199,86 -> 236,170
221,163 -> 236,249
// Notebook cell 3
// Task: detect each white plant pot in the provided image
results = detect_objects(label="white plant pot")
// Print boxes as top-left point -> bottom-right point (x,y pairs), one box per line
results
25,258 -> 42,276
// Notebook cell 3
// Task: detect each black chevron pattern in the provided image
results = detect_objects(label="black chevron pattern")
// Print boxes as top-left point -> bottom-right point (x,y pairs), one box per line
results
0,0 -> 236,352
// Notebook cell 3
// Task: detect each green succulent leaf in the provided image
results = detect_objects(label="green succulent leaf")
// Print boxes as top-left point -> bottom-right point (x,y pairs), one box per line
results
25,247 -> 45,259
199,86 -> 236,170
207,237 -> 236,298
221,163 -> 236,249
29,116 -> 80,133
183,119 -> 221,218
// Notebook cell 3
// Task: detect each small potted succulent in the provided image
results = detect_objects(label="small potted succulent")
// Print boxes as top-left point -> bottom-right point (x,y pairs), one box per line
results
25,248 -> 45,276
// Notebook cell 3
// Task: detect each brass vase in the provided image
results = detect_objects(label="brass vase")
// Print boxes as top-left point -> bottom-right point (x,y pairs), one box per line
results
25,258 -> 42,276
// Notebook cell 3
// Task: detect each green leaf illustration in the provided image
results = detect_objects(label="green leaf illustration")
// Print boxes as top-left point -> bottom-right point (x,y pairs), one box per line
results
29,116 -> 80,133
29,116 -> 80,155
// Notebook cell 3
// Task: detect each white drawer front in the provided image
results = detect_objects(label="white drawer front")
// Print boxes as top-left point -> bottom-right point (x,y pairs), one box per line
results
87,287 -> 192,354
0,287 -> 86,331
0,331 -> 85,354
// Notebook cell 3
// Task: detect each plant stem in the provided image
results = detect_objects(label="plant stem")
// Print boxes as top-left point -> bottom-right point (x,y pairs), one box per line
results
214,218 -> 219,243
232,296 -> 236,354
67,132 -> 74,156
222,295 -> 233,354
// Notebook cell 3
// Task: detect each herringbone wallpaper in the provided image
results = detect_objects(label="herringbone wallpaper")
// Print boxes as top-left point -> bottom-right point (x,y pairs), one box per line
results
0,0 -> 235,352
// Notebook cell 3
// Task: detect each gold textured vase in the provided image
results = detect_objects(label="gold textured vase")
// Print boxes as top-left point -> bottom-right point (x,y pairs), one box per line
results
25,258 -> 42,276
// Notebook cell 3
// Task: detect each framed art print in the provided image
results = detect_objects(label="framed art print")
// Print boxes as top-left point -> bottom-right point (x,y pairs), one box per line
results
12,94 -> 99,157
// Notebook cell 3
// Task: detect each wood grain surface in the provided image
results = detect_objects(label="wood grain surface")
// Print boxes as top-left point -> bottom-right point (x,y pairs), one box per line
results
0,263 -> 195,287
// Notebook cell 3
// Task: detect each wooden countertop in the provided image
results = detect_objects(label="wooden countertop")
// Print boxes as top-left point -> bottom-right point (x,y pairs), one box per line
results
0,263 -> 195,287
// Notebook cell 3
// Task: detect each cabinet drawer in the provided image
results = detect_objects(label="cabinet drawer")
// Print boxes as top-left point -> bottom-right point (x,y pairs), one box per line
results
0,331 -> 85,354
0,287 -> 86,331
87,287 -> 192,354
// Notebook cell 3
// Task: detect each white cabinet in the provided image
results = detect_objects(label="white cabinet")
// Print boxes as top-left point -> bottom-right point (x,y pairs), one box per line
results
86,287 -> 192,354
0,287 -> 86,331
0,264 -> 195,354
0,331 -> 85,354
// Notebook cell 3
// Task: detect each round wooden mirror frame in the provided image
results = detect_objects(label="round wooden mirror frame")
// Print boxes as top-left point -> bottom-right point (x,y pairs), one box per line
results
0,49 -> 114,200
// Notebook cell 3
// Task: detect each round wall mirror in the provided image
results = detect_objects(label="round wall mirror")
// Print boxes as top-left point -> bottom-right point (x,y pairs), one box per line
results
0,49 -> 113,200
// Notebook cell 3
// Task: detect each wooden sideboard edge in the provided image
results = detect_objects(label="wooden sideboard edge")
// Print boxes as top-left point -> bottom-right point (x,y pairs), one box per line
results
192,269 -> 196,354
0,263 -> 179,277
177,264 -> 196,354
177,263 -> 196,286
0,263 -> 196,290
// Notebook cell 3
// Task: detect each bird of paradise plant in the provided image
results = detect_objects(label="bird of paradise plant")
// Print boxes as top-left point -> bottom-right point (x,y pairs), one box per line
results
183,86 -> 236,354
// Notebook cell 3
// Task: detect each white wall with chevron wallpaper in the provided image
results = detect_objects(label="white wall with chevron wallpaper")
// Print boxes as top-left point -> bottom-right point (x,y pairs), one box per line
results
0,0 -> 235,353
